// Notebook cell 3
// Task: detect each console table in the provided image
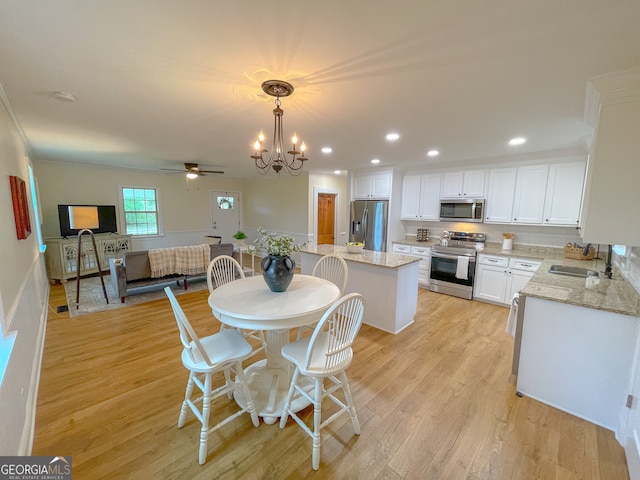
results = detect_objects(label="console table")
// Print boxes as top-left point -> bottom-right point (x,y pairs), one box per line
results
44,233 -> 132,282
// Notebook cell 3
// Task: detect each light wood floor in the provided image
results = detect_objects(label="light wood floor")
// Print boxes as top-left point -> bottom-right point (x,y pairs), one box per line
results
33,283 -> 628,479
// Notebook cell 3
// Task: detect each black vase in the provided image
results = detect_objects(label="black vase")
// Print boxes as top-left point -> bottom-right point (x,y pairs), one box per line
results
261,255 -> 295,292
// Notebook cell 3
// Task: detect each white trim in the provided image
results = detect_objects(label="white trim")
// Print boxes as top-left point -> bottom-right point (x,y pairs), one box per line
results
117,184 -> 164,236
0,83 -> 33,154
210,190 -> 242,240
21,278 -> 49,455
312,186 -> 340,247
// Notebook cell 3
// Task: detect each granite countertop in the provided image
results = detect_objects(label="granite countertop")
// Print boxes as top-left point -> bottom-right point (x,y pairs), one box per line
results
392,238 -> 439,248
300,245 -> 421,269
393,236 -> 640,317
520,259 -> 640,317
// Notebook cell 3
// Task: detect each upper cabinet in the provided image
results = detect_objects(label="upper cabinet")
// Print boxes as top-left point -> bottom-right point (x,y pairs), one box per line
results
580,68 -> 640,245
401,173 -> 440,220
485,168 -> 517,223
397,161 -> 586,226
543,161 -> 586,226
440,170 -> 485,198
512,165 -> 549,224
353,172 -> 392,199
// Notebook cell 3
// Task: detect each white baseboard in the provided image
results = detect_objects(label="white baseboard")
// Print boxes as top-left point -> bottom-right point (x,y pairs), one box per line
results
626,432 -> 640,480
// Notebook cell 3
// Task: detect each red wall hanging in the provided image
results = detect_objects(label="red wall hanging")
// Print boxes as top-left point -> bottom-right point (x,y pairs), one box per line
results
9,175 -> 31,240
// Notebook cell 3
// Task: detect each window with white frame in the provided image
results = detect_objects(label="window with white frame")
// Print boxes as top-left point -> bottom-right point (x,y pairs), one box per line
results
119,186 -> 161,236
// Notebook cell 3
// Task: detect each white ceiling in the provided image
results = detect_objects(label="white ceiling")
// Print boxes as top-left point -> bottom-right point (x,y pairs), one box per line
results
1,1 -> 639,178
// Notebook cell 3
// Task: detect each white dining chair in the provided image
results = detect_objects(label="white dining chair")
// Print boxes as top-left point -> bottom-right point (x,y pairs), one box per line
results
165,287 -> 259,465
207,255 -> 266,358
297,254 -> 349,340
279,293 -> 365,470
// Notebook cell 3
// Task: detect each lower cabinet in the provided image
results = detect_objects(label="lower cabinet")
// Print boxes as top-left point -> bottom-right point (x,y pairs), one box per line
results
473,254 -> 540,305
45,233 -> 132,282
392,243 -> 431,288
411,245 -> 431,287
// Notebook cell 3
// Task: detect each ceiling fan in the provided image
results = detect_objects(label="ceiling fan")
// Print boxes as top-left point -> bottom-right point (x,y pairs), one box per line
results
161,162 -> 224,178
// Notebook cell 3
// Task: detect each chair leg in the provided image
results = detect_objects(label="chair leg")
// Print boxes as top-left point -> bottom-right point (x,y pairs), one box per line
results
223,369 -> 234,400
178,372 -> 195,428
235,362 -> 260,427
279,368 -> 300,429
312,377 -> 323,470
198,373 -> 212,465
340,371 -> 360,435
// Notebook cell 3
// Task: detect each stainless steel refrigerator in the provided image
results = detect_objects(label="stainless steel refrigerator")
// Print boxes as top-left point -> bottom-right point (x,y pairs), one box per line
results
349,200 -> 389,252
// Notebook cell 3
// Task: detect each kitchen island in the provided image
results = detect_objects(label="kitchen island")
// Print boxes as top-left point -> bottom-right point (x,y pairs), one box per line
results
300,245 -> 421,334
514,257 -> 640,437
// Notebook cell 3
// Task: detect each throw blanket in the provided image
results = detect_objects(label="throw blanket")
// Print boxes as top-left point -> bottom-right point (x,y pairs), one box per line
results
148,245 -> 211,278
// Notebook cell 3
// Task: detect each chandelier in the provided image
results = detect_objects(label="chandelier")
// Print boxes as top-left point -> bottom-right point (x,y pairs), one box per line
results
250,80 -> 309,175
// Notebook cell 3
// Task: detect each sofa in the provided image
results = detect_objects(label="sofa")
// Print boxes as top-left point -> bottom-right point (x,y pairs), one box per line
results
109,243 -> 234,302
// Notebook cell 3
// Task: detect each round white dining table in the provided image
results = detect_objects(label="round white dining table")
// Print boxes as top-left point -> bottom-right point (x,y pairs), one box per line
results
208,274 -> 340,424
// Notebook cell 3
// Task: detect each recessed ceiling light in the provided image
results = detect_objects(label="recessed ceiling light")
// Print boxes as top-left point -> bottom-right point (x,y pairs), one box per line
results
334,170 -> 341,175
322,147 -> 333,154
371,159 -> 381,164
427,149 -> 439,157
386,133 -> 400,141
509,137 -> 526,146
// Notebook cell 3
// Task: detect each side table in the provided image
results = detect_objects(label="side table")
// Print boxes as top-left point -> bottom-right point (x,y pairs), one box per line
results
234,245 -> 255,276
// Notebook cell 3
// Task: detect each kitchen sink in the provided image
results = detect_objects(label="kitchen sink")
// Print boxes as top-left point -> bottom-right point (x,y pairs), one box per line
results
549,265 -> 599,278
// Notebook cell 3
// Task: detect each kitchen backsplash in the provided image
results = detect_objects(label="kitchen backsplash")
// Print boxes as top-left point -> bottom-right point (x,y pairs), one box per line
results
614,247 -> 640,294
402,221 -> 583,247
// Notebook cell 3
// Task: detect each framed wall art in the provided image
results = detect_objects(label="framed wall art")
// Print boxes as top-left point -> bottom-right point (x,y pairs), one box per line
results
9,175 -> 31,240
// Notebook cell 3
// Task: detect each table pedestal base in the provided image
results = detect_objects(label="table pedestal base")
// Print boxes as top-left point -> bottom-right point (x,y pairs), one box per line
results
233,329 -> 313,424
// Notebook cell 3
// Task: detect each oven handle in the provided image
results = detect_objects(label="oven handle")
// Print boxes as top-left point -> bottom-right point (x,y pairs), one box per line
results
431,251 -> 476,261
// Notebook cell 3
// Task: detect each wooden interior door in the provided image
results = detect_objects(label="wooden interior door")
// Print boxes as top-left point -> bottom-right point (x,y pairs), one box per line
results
317,193 -> 336,245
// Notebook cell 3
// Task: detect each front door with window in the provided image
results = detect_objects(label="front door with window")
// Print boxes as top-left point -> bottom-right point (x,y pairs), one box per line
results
211,191 -> 240,243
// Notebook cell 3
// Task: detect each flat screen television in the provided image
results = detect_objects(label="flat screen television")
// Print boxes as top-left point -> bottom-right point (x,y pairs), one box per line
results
58,204 -> 118,238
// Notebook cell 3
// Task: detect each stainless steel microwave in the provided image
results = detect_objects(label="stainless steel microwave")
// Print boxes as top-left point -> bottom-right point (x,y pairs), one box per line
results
439,199 -> 485,223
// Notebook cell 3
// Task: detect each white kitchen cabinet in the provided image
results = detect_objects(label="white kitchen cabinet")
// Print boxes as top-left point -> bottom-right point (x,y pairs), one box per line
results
44,233 -> 132,282
473,255 -> 509,304
580,70 -> 640,245
517,296 -> 637,432
401,173 -> 440,220
440,170 -> 485,198
543,161 -> 586,226
400,176 -> 420,219
411,245 -> 431,287
392,243 -> 412,255
473,254 -> 540,305
353,172 -> 392,199
484,167 -> 517,223
512,164 -> 549,224
506,259 -> 540,301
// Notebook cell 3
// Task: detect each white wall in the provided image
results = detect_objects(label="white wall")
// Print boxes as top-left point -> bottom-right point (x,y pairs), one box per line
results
243,172 -> 309,241
0,88 -> 50,455
32,160 -> 245,250
308,172 -> 348,245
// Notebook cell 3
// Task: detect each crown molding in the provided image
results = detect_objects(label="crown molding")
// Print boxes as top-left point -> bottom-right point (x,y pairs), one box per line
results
584,67 -> 640,127
0,82 -> 33,155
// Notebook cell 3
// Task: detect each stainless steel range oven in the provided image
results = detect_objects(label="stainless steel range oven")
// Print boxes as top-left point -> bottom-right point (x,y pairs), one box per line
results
429,231 -> 485,300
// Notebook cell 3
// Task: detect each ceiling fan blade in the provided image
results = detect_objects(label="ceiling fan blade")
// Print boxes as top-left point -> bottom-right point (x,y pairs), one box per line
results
159,168 -> 186,172
200,170 -> 224,174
